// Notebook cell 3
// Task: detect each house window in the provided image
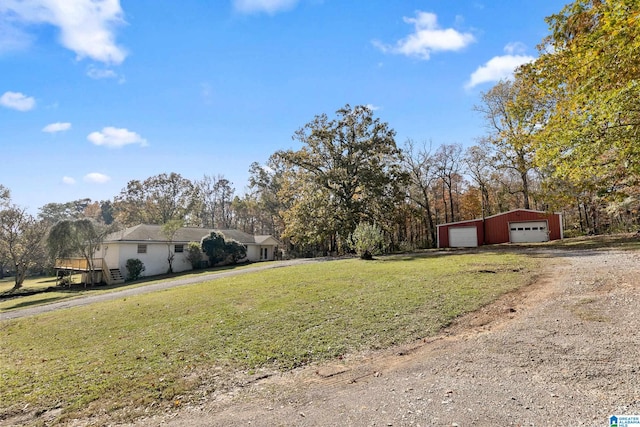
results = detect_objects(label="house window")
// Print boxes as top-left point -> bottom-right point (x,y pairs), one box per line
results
175,244 -> 184,253
137,244 -> 147,254
263,248 -> 268,259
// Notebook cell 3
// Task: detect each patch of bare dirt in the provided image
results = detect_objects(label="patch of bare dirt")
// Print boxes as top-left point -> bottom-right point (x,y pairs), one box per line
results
124,248 -> 640,426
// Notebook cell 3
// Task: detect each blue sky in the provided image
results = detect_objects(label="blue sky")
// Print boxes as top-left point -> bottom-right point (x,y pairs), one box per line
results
1,0 -> 568,213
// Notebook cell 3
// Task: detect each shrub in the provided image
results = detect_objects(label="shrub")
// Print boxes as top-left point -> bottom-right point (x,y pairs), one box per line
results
349,222 -> 386,260
201,232 -> 227,265
125,258 -> 145,281
225,239 -> 247,263
201,232 -> 248,265
186,241 -> 204,269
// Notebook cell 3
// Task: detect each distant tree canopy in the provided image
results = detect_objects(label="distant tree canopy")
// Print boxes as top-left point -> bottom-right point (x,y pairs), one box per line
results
113,172 -> 198,226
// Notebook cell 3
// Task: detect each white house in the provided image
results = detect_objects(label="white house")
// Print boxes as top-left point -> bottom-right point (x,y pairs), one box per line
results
96,224 -> 282,280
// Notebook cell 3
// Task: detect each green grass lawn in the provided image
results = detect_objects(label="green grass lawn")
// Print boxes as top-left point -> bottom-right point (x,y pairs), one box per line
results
0,252 -> 538,425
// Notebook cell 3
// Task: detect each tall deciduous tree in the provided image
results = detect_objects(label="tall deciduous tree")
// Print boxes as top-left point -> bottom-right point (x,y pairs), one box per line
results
0,205 -> 48,289
275,105 -> 406,252
474,80 -> 541,210
0,185 -> 9,279
401,139 -> 438,247
195,174 -> 235,228
0,185 -> 10,206
465,141 -> 496,218
114,172 -> 197,226
247,157 -> 288,236
47,219 -> 114,286
38,198 -> 92,224
522,0 -> 640,212
434,143 -> 464,223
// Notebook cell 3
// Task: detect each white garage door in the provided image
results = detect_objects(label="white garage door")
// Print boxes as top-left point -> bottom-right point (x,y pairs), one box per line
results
509,221 -> 549,243
449,226 -> 478,247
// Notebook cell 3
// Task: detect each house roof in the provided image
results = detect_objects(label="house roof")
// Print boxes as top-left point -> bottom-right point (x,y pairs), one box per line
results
437,209 -> 560,227
255,235 -> 281,245
104,224 -> 280,245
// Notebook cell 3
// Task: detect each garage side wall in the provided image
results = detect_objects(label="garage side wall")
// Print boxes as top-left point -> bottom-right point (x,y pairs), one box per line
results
484,210 -> 562,244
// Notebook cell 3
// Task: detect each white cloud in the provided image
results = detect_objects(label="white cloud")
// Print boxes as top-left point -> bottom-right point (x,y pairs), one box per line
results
0,20 -> 33,53
84,172 -> 111,183
365,104 -> 381,111
0,91 -> 36,111
373,11 -> 475,60
86,65 -> 117,79
42,122 -> 71,133
87,126 -> 148,148
465,45 -> 535,89
62,176 -> 76,185
233,0 -> 299,14
504,42 -> 527,55
0,0 -> 127,64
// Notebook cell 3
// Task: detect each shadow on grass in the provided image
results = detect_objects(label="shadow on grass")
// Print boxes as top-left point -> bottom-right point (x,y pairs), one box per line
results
4,296 -> 70,310
379,252 -> 454,262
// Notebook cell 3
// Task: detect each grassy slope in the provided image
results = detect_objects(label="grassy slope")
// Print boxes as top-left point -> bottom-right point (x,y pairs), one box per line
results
1,252 -> 538,424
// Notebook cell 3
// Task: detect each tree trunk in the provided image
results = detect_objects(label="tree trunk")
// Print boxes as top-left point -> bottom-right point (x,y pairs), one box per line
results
420,187 -> 436,247
13,263 -> 26,289
448,180 -> 455,223
521,170 -> 530,210
442,183 -> 449,223
482,186 -> 491,217
577,199 -> 585,233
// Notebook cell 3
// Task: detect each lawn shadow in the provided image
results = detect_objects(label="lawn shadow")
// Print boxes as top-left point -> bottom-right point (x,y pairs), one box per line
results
377,250 -> 462,262
4,296 -> 70,311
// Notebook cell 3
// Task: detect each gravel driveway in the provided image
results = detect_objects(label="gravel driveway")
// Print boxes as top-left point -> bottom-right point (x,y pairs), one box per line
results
130,248 -> 640,426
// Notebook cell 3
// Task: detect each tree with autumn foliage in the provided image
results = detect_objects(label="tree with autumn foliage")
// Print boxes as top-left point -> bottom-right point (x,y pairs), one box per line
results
0,203 -> 48,289
275,105 -> 407,254
113,172 -> 198,226
474,80 -> 542,210
519,0 -> 640,230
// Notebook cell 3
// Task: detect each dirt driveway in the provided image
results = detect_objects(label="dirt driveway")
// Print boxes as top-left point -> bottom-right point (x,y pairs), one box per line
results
127,248 -> 640,426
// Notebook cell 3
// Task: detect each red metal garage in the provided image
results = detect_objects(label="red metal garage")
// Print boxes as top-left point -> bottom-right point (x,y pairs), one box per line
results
437,209 -> 563,248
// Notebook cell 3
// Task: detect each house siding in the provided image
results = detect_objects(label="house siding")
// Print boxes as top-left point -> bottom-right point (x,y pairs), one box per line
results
246,245 -> 261,262
101,243 -> 120,272
110,242 -> 193,278
98,225 -> 283,281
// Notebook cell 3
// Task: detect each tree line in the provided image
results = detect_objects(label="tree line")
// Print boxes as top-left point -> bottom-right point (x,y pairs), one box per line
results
2,0 -> 639,286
